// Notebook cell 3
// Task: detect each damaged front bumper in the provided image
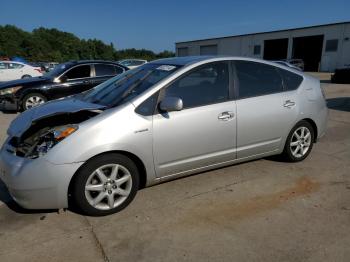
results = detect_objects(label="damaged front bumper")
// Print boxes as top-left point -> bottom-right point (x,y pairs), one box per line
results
0,95 -> 19,111
0,141 -> 84,209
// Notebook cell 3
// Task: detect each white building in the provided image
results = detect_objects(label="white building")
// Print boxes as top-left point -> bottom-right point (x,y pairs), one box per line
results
175,21 -> 350,72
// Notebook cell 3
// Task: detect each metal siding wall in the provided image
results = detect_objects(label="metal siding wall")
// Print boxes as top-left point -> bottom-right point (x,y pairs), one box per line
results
175,23 -> 350,71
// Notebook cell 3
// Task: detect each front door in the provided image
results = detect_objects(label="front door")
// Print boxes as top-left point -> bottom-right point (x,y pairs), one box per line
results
51,64 -> 93,99
152,61 -> 237,177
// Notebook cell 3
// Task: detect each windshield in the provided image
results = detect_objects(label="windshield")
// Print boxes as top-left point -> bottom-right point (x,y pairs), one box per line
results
80,63 -> 181,107
44,62 -> 73,78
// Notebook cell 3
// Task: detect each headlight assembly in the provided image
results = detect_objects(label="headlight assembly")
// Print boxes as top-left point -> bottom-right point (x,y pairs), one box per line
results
0,86 -> 23,96
27,125 -> 78,158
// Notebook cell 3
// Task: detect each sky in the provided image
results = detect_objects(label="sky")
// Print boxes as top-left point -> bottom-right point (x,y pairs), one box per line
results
1,0 -> 349,52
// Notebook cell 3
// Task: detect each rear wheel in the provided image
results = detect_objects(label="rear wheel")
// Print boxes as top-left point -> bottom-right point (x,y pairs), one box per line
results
21,74 -> 32,79
22,93 -> 47,110
281,121 -> 314,162
72,153 -> 139,216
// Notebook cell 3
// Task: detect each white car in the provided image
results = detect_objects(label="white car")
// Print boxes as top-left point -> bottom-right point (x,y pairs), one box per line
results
0,61 -> 43,82
118,59 -> 147,69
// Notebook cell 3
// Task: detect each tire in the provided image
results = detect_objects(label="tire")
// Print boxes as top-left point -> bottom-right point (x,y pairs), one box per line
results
72,153 -> 140,216
281,120 -> 315,162
21,75 -> 32,79
22,93 -> 47,110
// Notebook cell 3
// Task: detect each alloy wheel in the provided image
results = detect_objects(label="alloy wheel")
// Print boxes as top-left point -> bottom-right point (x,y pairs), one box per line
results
289,126 -> 312,158
25,96 -> 45,109
84,164 -> 133,210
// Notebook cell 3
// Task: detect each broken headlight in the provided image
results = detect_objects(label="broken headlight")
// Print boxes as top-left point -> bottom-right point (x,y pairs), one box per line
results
27,125 -> 78,158
0,86 -> 22,96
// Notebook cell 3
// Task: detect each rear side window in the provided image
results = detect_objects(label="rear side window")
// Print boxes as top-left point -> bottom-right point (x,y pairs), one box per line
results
278,68 -> 303,91
114,66 -> 124,74
95,64 -> 116,76
65,65 -> 91,80
235,61 -> 283,99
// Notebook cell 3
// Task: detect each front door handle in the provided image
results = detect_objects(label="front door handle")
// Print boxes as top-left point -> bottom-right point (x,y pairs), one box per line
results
218,111 -> 235,121
283,100 -> 296,108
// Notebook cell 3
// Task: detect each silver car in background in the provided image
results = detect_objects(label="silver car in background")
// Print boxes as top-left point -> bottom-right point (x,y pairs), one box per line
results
0,56 -> 328,216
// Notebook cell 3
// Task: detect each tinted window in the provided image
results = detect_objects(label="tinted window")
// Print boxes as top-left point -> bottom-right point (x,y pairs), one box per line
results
0,62 -> 7,69
95,64 -> 116,76
278,68 -> 303,91
65,65 -> 90,79
235,61 -> 283,98
114,66 -> 124,74
164,62 -> 229,109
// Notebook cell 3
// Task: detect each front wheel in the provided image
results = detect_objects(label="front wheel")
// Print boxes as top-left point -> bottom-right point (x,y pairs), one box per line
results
72,153 -> 140,216
281,121 -> 315,162
22,93 -> 47,110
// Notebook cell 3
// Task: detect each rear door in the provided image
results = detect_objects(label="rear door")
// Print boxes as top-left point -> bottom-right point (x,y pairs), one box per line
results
152,61 -> 237,177
234,60 -> 297,158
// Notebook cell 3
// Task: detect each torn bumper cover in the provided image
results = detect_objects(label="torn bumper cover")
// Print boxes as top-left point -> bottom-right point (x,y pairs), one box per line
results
0,144 -> 83,209
0,95 -> 18,111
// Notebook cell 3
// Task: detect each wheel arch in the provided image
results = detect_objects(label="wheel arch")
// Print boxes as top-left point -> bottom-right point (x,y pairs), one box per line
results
68,150 -> 148,199
301,118 -> 318,142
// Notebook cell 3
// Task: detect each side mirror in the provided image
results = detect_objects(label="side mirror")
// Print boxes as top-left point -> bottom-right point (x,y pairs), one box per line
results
159,97 -> 183,112
60,75 -> 68,83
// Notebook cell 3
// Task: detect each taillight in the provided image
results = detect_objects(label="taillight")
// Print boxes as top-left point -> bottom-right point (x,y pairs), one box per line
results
34,68 -> 42,73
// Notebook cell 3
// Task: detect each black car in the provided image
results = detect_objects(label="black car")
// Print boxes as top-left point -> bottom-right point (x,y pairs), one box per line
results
331,67 -> 350,84
0,60 -> 128,111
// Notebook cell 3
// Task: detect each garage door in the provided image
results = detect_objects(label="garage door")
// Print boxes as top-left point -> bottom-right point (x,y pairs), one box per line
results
200,45 -> 218,55
177,47 -> 189,57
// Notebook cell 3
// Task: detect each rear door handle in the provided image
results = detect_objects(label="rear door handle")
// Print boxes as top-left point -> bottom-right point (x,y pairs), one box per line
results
283,100 -> 296,108
218,111 -> 235,121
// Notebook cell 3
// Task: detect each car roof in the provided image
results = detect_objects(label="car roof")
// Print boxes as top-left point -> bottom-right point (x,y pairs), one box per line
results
150,56 -> 215,66
69,60 -> 120,65
0,60 -> 25,64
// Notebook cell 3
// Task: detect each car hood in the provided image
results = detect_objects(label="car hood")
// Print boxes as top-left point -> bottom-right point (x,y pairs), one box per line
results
8,98 -> 106,137
0,76 -> 51,90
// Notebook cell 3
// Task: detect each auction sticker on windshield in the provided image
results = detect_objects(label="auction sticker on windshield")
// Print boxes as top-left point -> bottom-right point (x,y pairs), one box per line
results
156,65 -> 177,71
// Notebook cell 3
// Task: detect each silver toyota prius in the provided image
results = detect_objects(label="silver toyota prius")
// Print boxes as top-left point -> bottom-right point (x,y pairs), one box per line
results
0,56 -> 328,216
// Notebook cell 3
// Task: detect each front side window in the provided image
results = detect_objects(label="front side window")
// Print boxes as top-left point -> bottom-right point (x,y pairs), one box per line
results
95,64 -> 116,76
8,63 -> 24,69
65,65 -> 91,80
164,62 -> 229,109
235,60 -> 283,99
